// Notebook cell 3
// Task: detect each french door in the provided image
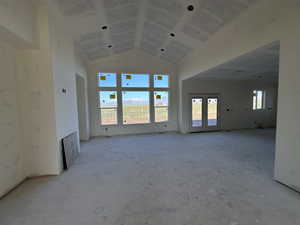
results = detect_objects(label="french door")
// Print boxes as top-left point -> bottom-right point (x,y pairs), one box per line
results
190,94 -> 220,132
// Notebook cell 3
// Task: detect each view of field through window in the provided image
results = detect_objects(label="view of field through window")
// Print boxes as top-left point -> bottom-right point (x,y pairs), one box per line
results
192,98 -> 203,127
99,91 -> 117,125
154,91 -> 169,122
98,73 -> 169,125
207,98 -> 218,126
122,91 -> 150,124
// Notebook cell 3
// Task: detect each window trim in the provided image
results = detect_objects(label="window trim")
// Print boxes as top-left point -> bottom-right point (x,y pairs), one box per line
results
97,73 -> 170,126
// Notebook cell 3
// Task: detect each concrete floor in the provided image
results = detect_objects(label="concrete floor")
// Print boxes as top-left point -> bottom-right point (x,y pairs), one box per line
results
0,129 -> 300,225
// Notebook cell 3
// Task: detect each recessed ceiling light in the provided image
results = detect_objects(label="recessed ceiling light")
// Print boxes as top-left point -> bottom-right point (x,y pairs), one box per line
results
161,48 -> 165,52
170,33 -> 175,37
108,45 -> 112,48
187,5 -> 194,11
101,26 -> 108,30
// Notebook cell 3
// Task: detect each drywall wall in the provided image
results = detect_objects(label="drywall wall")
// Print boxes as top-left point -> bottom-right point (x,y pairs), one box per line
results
0,0 -> 36,47
16,2 -> 59,176
0,41 -> 25,197
76,75 -> 89,141
275,26 -> 300,192
88,50 -> 178,136
48,1 -> 89,142
47,1 -> 89,170
180,78 -> 278,133
1,0 -> 89,196
178,0 -> 300,190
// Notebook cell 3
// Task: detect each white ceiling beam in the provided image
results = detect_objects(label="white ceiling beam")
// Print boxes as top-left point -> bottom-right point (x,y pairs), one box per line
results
92,0 -> 114,56
134,0 -> 148,48
157,2 -> 198,58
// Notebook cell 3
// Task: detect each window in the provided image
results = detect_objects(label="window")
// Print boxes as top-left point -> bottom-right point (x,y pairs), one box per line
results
192,98 -> 203,127
154,91 -> 168,122
99,91 -> 118,125
253,90 -> 265,110
122,73 -> 149,88
122,91 -> 150,124
98,73 -> 116,87
154,75 -> 169,88
97,73 -> 170,126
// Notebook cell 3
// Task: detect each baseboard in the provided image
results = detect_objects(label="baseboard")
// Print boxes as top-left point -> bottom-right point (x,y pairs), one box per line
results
92,130 -> 179,138
275,179 -> 300,194
0,174 -> 60,200
0,178 -> 27,200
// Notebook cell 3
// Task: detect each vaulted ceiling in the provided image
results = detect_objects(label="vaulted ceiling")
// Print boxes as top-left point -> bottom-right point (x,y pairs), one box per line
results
55,0 -> 259,64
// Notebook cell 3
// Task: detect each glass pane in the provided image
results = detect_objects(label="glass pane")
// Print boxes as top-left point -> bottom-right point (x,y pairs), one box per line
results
257,91 -> 263,109
154,75 -> 169,88
154,91 -> 168,122
155,107 -> 168,122
99,91 -> 117,125
99,91 -> 117,108
253,90 -> 257,110
100,108 -> 117,125
122,91 -> 150,124
192,98 -> 202,127
98,73 -> 117,87
122,73 -> 149,88
207,98 -> 218,127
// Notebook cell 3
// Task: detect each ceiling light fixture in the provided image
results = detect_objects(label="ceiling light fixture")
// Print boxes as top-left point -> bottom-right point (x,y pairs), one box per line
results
187,5 -> 194,11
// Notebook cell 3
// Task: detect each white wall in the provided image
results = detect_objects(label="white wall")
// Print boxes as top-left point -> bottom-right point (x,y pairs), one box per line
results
0,41 -> 25,197
16,2 -> 59,177
88,50 -> 178,136
180,78 -> 278,133
1,0 -> 90,198
76,75 -> 89,141
48,1 -> 89,144
0,0 -> 36,47
178,0 -> 300,190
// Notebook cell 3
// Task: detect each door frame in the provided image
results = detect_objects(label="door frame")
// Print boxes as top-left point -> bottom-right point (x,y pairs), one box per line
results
189,93 -> 221,132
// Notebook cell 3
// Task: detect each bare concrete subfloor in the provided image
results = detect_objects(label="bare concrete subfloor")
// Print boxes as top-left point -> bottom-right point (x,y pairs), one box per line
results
1,129 -> 300,225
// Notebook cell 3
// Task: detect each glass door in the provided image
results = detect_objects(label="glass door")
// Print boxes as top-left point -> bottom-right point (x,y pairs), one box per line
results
207,97 -> 218,127
190,94 -> 220,132
192,97 -> 203,128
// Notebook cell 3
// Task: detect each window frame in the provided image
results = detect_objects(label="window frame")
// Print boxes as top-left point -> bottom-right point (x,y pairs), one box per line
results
154,91 -> 169,123
97,73 -> 170,126
252,90 -> 266,111
98,91 -> 118,125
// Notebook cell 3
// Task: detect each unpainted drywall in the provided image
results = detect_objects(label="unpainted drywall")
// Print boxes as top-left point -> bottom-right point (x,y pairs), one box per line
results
88,50 -> 178,136
48,0 -> 89,144
76,75 -> 89,141
0,0 -> 37,47
0,0 -> 89,196
180,79 -> 278,133
178,0 -> 300,190
15,2 -> 59,177
0,41 -> 25,197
